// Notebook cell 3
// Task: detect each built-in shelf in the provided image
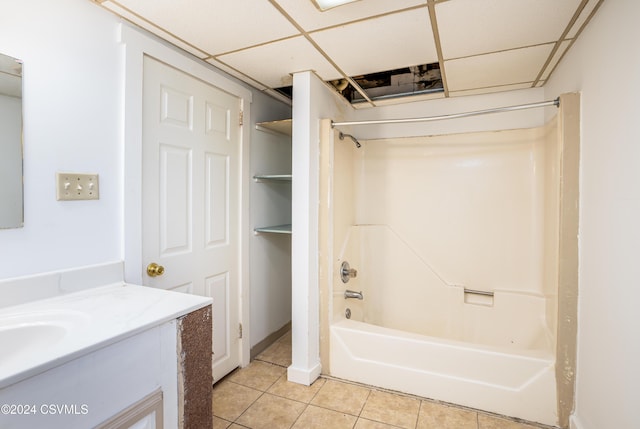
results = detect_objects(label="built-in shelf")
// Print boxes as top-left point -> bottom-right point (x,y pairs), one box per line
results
253,174 -> 292,182
254,224 -> 292,235
256,119 -> 292,136
254,119 -> 292,237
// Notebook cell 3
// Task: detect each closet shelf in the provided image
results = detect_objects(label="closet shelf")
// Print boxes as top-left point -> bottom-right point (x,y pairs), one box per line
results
253,174 -> 292,182
254,118 -> 292,238
254,224 -> 292,235
255,119 -> 292,136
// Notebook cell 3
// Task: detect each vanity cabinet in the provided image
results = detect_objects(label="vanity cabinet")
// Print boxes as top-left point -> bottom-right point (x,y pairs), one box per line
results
0,283 -> 212,429
95,390 -> 163,429
97,305 -> 212,429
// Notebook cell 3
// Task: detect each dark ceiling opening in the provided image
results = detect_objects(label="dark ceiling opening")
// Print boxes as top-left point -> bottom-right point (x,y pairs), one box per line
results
274,62 -> 443,104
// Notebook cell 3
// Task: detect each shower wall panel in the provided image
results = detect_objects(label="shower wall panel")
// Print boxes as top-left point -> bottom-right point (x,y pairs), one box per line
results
356,128 -> 548,297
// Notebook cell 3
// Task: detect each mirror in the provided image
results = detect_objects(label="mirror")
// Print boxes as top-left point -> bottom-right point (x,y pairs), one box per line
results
0,52 -> 23,229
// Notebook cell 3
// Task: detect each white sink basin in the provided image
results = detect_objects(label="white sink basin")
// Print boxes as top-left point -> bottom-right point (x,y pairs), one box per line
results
0,324 -> 67,362
0,311 -> 90,369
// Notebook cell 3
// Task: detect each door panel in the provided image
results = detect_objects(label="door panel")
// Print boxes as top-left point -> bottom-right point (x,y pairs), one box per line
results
142,56 -> 241,381
161,85 -> 193,128
160,144 -> 192,255
207,272 -> 230,366
205,153 -> 229,247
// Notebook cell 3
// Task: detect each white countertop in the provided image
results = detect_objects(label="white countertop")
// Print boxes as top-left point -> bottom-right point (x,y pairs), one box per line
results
0,283 -> 212,389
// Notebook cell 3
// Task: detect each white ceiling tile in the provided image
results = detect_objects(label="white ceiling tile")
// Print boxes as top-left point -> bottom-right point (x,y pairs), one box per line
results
449,82 -> 534,98
217,36 -> 342,88
445,44 -> 554,91
95,0 -> 603,103
311,8 -> 438,77
102,2 -> 209,58
204,59 -> 267,91
371,91 -> 445,107
274,0 -> 427,31
437,0 -> 582,59
540,40 -> 572,81
114,0 -> 299,55
567,0 -> 601,39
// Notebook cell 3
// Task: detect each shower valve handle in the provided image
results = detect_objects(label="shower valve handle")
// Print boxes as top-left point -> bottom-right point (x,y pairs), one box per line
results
340,261 -> 357,283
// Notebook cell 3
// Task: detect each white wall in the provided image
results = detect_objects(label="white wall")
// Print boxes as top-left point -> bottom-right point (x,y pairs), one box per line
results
544,2 -> 640,428
0,0 -> 122,278
0,0 -> 291,358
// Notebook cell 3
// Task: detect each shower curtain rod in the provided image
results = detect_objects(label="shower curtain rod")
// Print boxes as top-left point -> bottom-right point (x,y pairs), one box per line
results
331,97 -> 559,128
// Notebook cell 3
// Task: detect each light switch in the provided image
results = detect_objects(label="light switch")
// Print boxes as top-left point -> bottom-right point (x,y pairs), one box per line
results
56,173 -> 99,201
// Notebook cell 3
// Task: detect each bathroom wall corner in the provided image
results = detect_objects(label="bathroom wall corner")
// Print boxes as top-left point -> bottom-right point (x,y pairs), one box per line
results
555,92 -> 581,429
318,118 -> 334,375
569,414 -> 586,429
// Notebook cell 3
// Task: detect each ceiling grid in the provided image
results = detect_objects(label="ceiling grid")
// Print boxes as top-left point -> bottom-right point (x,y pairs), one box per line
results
94,0 -> 603,106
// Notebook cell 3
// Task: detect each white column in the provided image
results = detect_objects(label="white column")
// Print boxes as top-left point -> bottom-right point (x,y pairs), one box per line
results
288,72 -> 322,385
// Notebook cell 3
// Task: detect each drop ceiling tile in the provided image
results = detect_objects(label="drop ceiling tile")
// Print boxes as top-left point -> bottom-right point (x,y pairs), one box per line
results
437,0 -> 582,59
102,2 -> 209,58
371,90 -> 445,107
274,0 -> 427,31
445,44 -> 554,91
114,0 -> 299,55
567,0 -> 602,39
311,8 -> 437,77
540,40 -> 572,81
204,58 -> 268,91
449,82 -> 533,97
217,36 -> 342,88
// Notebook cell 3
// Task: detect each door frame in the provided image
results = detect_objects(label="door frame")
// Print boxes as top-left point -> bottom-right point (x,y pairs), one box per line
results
120,23 -> 252,369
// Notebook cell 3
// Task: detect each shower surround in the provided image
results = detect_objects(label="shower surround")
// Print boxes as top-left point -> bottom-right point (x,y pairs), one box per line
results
318,93 -> 579,427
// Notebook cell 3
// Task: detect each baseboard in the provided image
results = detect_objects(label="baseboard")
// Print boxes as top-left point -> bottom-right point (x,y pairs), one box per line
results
250,322 -> 291,360
287,362 -> 322,386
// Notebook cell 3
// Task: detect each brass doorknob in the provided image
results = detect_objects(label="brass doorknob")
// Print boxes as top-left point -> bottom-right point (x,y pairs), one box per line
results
146,262 -> 165,277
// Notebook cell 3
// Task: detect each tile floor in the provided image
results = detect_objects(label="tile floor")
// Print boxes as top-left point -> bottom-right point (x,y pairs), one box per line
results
212,332 -> 555,429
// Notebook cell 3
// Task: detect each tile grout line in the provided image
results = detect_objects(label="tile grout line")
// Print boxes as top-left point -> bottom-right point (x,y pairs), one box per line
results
232,385 -> 265,428
289,400 -> 314,429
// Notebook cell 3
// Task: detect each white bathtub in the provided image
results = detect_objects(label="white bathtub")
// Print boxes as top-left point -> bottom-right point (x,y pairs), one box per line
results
330,223 -> 558,425
330,318 -> 557,425
323,126 -> 563,427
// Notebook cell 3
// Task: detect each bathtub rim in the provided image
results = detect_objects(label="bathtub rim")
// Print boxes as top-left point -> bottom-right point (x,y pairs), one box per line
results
331,317 -> 555,365
329,317 -> 558,425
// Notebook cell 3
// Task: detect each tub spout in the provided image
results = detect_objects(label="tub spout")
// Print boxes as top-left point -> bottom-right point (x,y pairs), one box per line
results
344,290 -> 363,300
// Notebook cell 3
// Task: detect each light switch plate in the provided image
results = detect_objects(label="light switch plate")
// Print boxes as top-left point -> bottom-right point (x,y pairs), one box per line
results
56,172 -> 100,201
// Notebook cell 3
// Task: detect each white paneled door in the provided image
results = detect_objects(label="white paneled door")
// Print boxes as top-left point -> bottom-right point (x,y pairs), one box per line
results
142,56 -> 241,381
